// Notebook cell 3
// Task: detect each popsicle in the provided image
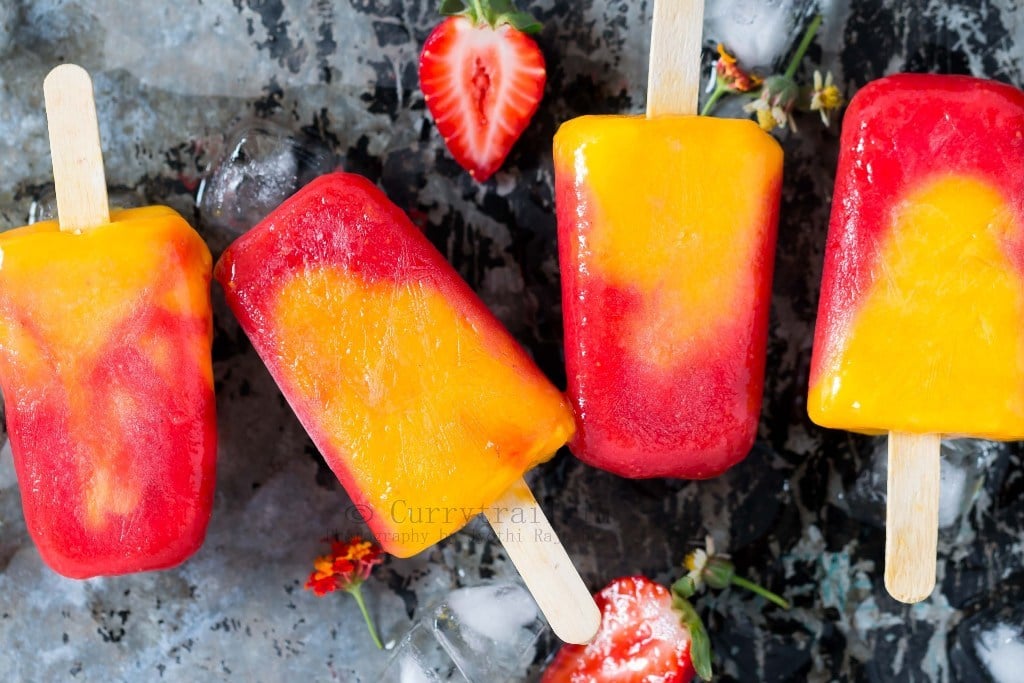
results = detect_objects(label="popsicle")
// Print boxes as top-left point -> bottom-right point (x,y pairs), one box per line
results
808,73 -> 1024,602
0,65 -> 216,578
216,171 -> 599,643
555,0 -> 783,479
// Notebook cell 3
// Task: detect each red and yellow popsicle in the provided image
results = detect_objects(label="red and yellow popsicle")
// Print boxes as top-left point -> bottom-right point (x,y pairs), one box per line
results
555,0 -> 782,479
216,171 -> 598,642
556,116 -> 782,479
809,73 -> 1024,602
810,73 -> 1024,436
0,65 -> 216,578
216,172 -> 573,557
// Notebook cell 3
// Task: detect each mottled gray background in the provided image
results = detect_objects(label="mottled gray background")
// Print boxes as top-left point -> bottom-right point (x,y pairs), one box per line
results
1,1 -> 1023,681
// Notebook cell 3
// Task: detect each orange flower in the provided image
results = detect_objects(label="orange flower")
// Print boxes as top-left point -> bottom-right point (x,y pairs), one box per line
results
715,44 -> 762,93
305,535 -> 385,648
305,535 -> 384,595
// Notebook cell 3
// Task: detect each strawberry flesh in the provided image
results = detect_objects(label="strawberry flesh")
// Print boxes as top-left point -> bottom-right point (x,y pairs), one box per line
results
419,16 -> 546,181
542,576 -> 696,683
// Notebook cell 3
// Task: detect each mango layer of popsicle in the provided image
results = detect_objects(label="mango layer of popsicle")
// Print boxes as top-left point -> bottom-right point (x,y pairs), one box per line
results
809,74 -> 1024,438
0,207 -> 217,578
555,115 -> 783,479
215,172 -> 574,557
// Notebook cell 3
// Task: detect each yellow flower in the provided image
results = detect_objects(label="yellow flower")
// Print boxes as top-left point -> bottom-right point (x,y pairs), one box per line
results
343,540 -> 376,562
810,70 -> 843,125
745,97 -> 798,133
744,75 -> 799,133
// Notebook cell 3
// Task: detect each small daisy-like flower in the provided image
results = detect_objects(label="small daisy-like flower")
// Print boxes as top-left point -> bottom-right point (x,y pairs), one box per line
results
683,535 -> 715,589
809,69 -> 844,125
675,534 -> 790,609
744,75 -> 800,133
305,536 -> 385,648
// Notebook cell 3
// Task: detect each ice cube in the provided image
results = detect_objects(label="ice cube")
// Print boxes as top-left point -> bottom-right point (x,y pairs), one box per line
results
844,437 -> 1001,532
196,119 -> 336,238
28,185 -> 144,224
938,439 -> 1003,534
433,582 -> 545,683
704,0 -> 816,70
377,623 -> 466,683
975,623 -> 1024,683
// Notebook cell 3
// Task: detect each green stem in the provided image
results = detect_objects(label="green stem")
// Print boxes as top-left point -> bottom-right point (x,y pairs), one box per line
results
469,0 -> 486,23
700,83 -> 730,116
783,14 -> 823,80
349,584 -> 383,649
731,576 -> 790,610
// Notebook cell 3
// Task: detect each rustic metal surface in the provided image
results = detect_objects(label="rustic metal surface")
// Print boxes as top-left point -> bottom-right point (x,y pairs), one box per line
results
0,1 -> 1022,681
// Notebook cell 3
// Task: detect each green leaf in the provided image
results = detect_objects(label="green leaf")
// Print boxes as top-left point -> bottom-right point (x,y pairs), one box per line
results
673,595 -> 714,681
487,0 -> 517,15
495,11 -> 542,33
439,0 -> 469,17
459,0 -> 542,32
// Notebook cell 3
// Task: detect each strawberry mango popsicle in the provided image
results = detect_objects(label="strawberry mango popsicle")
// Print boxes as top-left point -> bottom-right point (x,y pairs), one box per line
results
809,74 -> 1024,437
555,0 -> 782,480
0,66 -> 216,578
216,172 -> 575,558
809,73 -> 1024,602
555,116 -> 783,479
0,210 -> 217,578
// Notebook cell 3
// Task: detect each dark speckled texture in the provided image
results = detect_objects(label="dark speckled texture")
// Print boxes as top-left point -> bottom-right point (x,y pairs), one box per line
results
0,1 -> 1023,681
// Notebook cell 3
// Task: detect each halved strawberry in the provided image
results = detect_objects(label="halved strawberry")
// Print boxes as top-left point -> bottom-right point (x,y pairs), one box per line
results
542,576 -> 700,683
418,0 -> 546,181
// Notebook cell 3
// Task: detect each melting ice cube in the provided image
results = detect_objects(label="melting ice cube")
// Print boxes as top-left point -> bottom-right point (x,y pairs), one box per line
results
377,623 -> 466,683
434,582 -> 545,682
27,185 -> 144,225
975,623 -> 1024,683
378,581 -> 545,683
196,119 -> 336,237
704,0 -> 816,69
845,437 -> 1002,532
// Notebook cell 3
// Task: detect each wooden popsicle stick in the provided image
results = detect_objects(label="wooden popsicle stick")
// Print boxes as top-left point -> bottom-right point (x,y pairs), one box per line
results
884,432 -> 941,603
43,64 -> 110,233
646,0 -> 705,118
485,477 -> 601,644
